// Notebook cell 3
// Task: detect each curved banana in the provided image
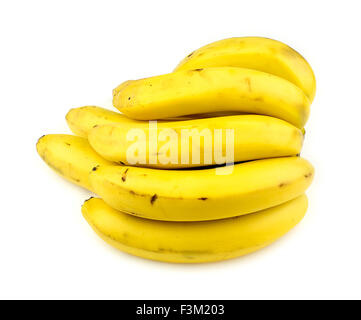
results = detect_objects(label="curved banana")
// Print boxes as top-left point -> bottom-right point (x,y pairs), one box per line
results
66,81 -> 136,137
36,134 -> 113,191
82,195 -> 308,263
66,106 -> 127,138
89,157 -> 314,221
88,114 -> 304,168
112,80 -> 133,98
175,37 -> 316,101
113,67 -> 310,128
65,106 -> 218,138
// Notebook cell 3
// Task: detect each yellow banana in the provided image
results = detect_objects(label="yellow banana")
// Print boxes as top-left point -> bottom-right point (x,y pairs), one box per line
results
88,114 -> 304,168
36,134 -> 113,191
175,37 -> 316,102
113,67 -> 310,128
89,157 -> 314,221
112,80 -> 133,98
66,81 -> 136,137
66,106 -> 127,138
65,106 -> 218,138
82,195 -> 308,263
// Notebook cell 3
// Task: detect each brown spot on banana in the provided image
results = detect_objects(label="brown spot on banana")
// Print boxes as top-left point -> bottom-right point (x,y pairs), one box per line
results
127,211 -> 144,217
128,190 -> 146,197
121,168 -> 129,182
304,172 -> 313,178
245,77 -> 252,92
150,194 -> 158,205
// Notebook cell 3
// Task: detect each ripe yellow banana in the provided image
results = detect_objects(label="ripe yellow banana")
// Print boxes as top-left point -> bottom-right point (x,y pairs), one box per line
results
113,67 -> 310,128
175,37 -> 316,102
82,195 -> 308,263
36,134 -> 113,191
88,114 -> 304,168
65,106 -> 217,138
89,157 -> 314,221
66,81 -> 136,137
66,106 -> 127,138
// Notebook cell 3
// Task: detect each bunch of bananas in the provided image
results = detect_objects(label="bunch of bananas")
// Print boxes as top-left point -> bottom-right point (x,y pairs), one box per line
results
37,37 -> 315,263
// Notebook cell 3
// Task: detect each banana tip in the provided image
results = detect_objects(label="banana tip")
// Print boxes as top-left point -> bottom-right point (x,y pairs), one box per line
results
84,196 -> 94,203
65,108 -> 75,121
36,134 -> 46,147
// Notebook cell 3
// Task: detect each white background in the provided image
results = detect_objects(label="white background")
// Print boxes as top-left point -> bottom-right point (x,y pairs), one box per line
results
1,0 -> 360,300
